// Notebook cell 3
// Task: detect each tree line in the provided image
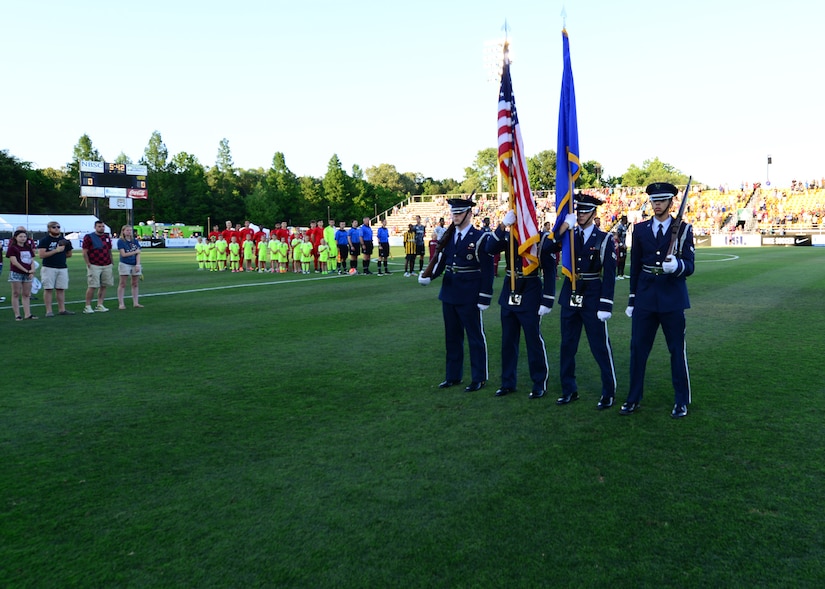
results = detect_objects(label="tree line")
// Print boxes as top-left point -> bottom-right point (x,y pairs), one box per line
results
0,131 -> 691,231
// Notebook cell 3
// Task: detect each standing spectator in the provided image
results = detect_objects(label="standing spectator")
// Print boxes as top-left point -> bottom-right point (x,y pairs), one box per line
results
37,221 -> 75,316
403,224 -> 417,277
116,225 -> 143,310
359,217 -> 374,275
613,215 -> 629,279
376,219 -> 391,275
82,220 -> 113,314
418,198 -> 494,392
552,195 -> 618,409
433,217 -> 448,242
485,209 -> 559,399
7,229 -> 37,320
621,183 -> 695,419
413,215 -> 426,275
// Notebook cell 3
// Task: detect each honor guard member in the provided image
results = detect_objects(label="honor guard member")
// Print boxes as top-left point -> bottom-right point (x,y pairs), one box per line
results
552,195 -> 619,409
484,209 -> 558,399
418,198 -> 494,392
621,182 -> 695,418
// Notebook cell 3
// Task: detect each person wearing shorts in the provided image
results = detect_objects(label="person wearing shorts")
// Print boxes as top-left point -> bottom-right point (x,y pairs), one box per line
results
37,221 -> 75,316
82,220 -> 114,314
7,229 -> 37,320
116,224 -> 143,310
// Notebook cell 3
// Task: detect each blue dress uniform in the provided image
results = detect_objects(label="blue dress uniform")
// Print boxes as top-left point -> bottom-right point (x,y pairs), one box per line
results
623,182 -> 695,417
554,197 -> 618,407
428,205 -> 494,390
484,224 -> 557,397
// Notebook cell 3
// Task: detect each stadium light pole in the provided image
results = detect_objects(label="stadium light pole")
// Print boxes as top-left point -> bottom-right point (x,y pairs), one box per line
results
767,154 -> 772,186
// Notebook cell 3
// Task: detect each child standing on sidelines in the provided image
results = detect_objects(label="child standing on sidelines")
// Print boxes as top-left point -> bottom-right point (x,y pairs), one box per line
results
243,233 -> 256,272
195,236 -> 207,270
318,238 -> 330,274
206,235 -> 218,271
291,232 -> 303,273
299,235 -> 314,274
229,236 -> 241,272
257,234 -> 270,272
268,234 -> 279,273
216,234 -> 228,271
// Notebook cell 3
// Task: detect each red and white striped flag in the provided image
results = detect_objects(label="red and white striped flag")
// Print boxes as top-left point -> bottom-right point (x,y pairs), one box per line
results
497,54 -> 540,274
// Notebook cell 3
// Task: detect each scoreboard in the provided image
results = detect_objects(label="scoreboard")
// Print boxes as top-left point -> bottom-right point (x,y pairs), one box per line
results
79,160 -> 148,199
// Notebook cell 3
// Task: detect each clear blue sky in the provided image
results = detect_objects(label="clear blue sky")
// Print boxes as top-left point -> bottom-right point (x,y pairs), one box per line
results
2,0 -> 822,188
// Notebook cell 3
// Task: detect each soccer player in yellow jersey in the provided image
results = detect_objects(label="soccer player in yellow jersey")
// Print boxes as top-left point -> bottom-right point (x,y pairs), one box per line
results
299,235 -> 314,274
242,234 -> 255,272
216,235 -> 228,271
195,236 -> 207,270
257,235 -> 270,272
229,236 -> 241,272
318,238 -> 330,274
268,234 -> 279,273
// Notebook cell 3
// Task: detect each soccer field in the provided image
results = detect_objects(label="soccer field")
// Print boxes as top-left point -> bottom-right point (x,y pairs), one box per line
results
3,246 -> 824,587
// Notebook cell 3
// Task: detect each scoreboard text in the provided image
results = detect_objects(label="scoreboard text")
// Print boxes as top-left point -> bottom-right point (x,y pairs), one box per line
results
79,160 -> 148,199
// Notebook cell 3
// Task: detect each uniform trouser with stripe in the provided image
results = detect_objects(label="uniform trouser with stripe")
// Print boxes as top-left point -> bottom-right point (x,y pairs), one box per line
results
500,305 -> 548,391
559,307 -> 617,398
627,308 -> 690,406
442,301 -> 488,384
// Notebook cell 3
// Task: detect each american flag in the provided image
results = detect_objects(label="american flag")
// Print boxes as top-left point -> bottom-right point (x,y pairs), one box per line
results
552,28 -> 581,283
497,52 -> 540,275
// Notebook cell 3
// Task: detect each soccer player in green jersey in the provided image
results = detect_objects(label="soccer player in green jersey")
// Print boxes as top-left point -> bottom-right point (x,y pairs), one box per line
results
229,236 -> 241,272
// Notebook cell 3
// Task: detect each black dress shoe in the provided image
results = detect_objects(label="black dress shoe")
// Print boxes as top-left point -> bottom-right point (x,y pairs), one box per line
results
495,387 -> 515,397
438,380 -> 462,389
671,404 -> 688,419
529,389 -> 545,399
597,396 -> 614,410
464,381 -> 485,392
619,402 -> 640,415
556,392 -> 579,405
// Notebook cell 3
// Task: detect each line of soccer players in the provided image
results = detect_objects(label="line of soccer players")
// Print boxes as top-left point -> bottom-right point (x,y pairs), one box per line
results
195,218 -> 390,275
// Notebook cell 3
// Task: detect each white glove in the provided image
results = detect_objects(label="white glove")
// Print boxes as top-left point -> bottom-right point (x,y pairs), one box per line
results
503,210 -> 517,226
477,304 -> 490,311
538,305 -> 552,316
625,306 -> 634,318
418,276 -> 431,286
597,311 -> 612,322
564,213 -> 577,230
662,257 -> 678,274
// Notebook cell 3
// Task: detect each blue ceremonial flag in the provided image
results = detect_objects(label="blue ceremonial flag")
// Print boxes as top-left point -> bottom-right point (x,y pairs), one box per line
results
552,28 -> 580,283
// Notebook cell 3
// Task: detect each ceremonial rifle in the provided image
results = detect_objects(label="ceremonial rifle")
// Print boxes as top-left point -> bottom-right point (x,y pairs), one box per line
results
420,191 -> 474,279
668,176 -> 692,257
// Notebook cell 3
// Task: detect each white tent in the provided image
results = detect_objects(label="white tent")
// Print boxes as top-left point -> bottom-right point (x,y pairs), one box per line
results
0,214 -> 110,235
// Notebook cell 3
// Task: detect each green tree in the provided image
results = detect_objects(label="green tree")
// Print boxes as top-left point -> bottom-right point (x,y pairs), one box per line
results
322,154 -> 351,219
621,157 -> 689,187
461,148 -> 497,193
113,152 -> 133,165
526,150 -> 557,191
72,134 -> 101,165
142,131 -> 169,173
266,152 -> 302,224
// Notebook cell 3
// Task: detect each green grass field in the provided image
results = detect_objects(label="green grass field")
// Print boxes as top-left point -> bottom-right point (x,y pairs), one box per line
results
2,246 -> 824,588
